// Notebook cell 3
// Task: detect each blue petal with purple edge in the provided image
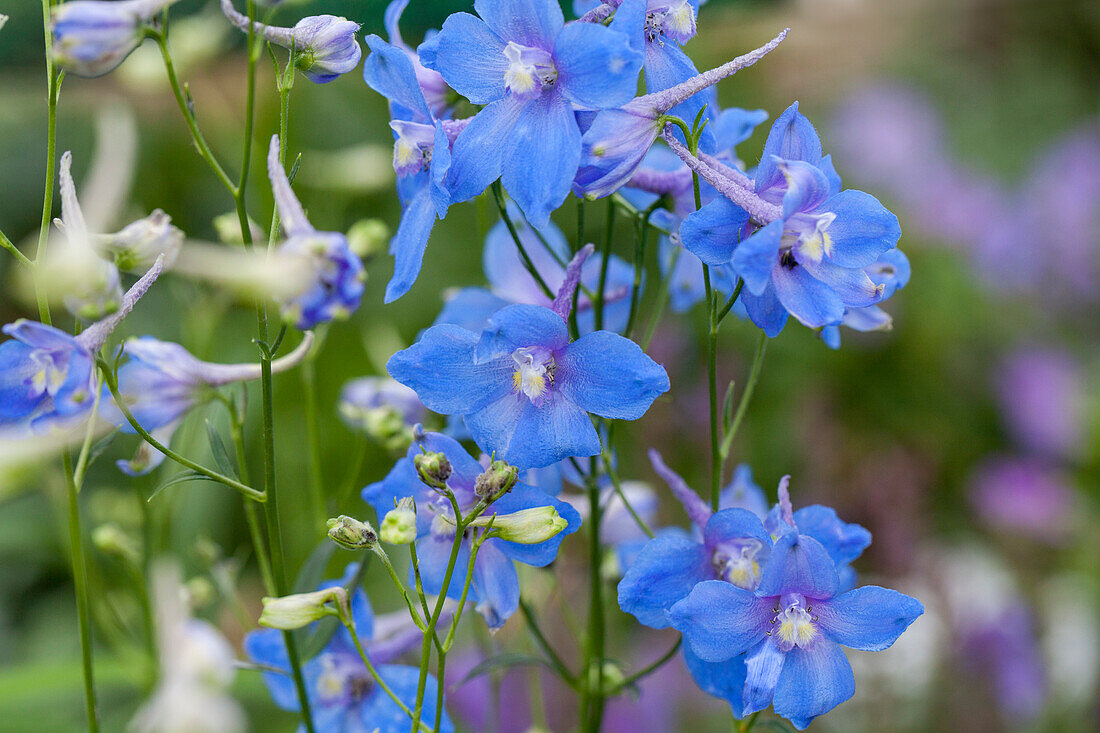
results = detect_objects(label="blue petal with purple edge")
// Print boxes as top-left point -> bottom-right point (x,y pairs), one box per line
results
385,186 -> 437,303
557,331 -> 669,420
502,89 -> 581,227
703,508 -> 771,550
554,20 -> 642,109
362,35 -> 430,121
644,41 -> 716,153
470,540 -> 521,630
799,258 -> 882,308
740,284 -> 788,337
490,482 -> 582,566
743,638 -> 785,715
680,196 -> 751,266
755,102 -> 823,194
772,640 -> 855,730
770,263 -> 845,328
474,0 -> 564,49
817,154 -> 842,197
818,190 -> 901,268
617,533 -> 712,629
756,532 -> 839,600
366,665 -> 455,733
243,628 -> 299,710
445,96 -> 525,204
669,580 -> 775,662
792,505 -> 871,566
682,645 -> 751,718
465,391 -> 601,468
433,288 -> 509,332
430,121 -> 453,217
732,220 -> 783,296
387,324 -> 513,414
474,303 -> 570,363
813,586 -> 923,651
423,12 -> 507,104
778,159 -> 831,218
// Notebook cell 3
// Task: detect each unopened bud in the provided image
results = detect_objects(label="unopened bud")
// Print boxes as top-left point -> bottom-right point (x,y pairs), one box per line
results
185,577 -> 216,608
471,506 -> 568,545
414,451 -> 452,491
92,523 -> 140,564
380,497 -> 417,545
475,460 -> 518,503
194,537 -> 222,566
327,515 -> 378,550
98,209 -> 184,272
346,218 -> 389,259
259,586 -> 350,630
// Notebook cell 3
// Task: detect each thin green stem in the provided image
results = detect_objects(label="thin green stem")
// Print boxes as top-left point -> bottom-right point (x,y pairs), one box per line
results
100,367 -> 265,501
582,466 -> 606,732
345,622 -> 433,733
705,265 -> 720,510
624,207 -> 655,338
642,246 -> 679,350
226,401 -> 277,595
65,452 -> 99,732
594,198 -> 615,331
518,597 -> 576,686
620,638 -> 681,688
720,330 -> 768,461
34,45 -> 61,323
300,359 -> 326,530
600,444 -> 654,539
0,229 -> 32,268
371,547 -> 426,630
738,711 -> 762,732
491,182 -> 554,299
717,278 -> 745,323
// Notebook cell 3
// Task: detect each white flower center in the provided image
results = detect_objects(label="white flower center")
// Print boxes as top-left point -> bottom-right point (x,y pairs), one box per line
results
713,540 -> 763,590
503,42 -> 556,99
511,346 -> 555,404
770,595 -> 818,652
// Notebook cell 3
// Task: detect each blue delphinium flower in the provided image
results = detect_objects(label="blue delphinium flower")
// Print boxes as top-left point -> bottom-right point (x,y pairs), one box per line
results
99,333 -> 314,475
245,564 -> 454,732
820,247 -> 910,349
0,257 -> 165,437
267,136 -> 365,328
667,484 -> 921,729
221,0 -> 362,83
420,0 -> 644,226
388,296 -> 670,468
363,431 -> 582,629
51,0 -> 179,77
362,33 -> 460,302
677,102 -> 903,337
381,0 -> 453,119
433,210 -> 635,334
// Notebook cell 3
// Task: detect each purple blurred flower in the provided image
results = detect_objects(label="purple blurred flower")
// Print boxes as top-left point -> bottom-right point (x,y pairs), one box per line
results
995,347 -> 1085,460
969,457 -> 1075,542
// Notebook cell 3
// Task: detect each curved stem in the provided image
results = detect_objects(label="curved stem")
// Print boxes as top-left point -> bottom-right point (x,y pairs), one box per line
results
717,278 -> 745,324
491,182 -> 554,299
225,400 -> 277,595
0,229 -> 32,267
345,622 -> 433,733
720,330 -> 768,461
600,445 -> 654,539
642,246 -> 679,350
65,452 -> 99,733
620,637 -> 682,687
594,198 -> 615,331
519,597 -> 576,686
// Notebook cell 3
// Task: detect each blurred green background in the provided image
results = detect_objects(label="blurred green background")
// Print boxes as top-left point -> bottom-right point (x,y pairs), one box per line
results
1,0 -> 1098,730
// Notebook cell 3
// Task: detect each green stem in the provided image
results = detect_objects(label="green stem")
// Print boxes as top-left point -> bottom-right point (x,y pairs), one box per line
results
600,444 -> 654,539
719,330 -> 768,461
34,30 -> 61,323
705,265 -> 720,510
583,467 -> 606,732
620,638 -> 681,688
226,401 -> 277,595
345,622 -> 433,733
65,452 -> 99,732
738,711 -> 761,732
518,597 -> 576,686
0,229 -> 32,268
491,182 -> 554,299
641,246 -> 679,351
594,198 -> 615,331
717,278 -> 745,324
370,546 -> 426,630
300,359 -> 326,530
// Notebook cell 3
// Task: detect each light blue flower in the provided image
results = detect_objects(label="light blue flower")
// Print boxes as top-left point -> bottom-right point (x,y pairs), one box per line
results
362,431 -> 582,629
51,0 -> 179,77
421,0 -> 644,225
245,564 -> 454,732
820,247 -> 910,349
387,302 -> 669,469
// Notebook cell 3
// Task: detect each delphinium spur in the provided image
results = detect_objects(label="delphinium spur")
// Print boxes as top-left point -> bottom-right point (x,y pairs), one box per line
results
0,0 -> 931,729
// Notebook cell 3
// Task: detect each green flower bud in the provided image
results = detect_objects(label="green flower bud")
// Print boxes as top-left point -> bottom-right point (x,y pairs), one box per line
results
474,459 -> 519,503
259,586 -> 350,630
380,497 -> 417,545
414,451 -> 452,491
92,523 -> 140,564
185,577 -> 216,608
326,515 -> 378,550
470,506 -> 568,544
346,218 -> 389,260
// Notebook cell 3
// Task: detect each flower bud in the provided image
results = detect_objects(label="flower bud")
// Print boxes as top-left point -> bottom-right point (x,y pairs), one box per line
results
471,506 -> 568,545
185,577 -> 216,608
346,218 -> 389,259
92,523 -> 140,564
212,211 -> 264,245
51,0 -> 178,78
380,497 -> 417,545
258,586 -> 350,630
290,15 -> 362,83
475,460 -> 518,503
414,451 -> 452,491
326,515 -> 378,550
98,209 -> 183,272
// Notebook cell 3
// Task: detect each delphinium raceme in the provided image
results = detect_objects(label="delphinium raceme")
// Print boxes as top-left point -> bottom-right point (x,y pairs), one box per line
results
0,0 -> 928,730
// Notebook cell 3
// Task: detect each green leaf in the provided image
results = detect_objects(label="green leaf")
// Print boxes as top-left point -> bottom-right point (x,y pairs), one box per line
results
205,419 -> 238,480
147,470 -> 212,502
722,380 -> 736,436
292,539 -> 337,595
85,428 -> 119,469
456,652 -> 552,687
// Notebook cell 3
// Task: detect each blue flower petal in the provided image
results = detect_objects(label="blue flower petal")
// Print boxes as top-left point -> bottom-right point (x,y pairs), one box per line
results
770,262 -> 845,329
798,258 -> 882,308
558,331 -> 669,420
475,303 -> 570,363
415,532 -> 472,601
644,41 -> 716,153
756,532 -> 839,600
814,586 -> 923,651
778,159 -> 831,219
714,107 -> 769,151
682,645 -> 750,718
502,89 -> 581,227
365,665 -> 455,733
362,456 -> 436,537
819,190 -> 901,268
415,430 -> 487,488
446,96 -> 525,204
743,638 -> 785,715
434,288 -> 509,332
756,102 -> 823,194
387,325 -> 512,415
243,628 -> 299,711
385,186 -> 438,303
680,196 -> 751,267
465,391 -> 601,469
363,35 -> 431,121
425,12 -> 507,104
703,508 -> 771,550
669,579 -> 773,662
772,640 -> 854,730
739,284 -> 788,337
475,0 -> 564,49
470,540 -> 521,630
554,20 -> 642,109
792,505 -> 871,567
0,341 -> 42,420
491,482 -> 582,566
617,533 -> 712,629
732,220 -> 783,296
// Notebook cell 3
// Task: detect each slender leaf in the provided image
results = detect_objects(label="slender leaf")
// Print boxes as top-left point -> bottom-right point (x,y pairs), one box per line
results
456,652 -> 553,687
146,470 -> 212,502
205,419 -> 238,480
